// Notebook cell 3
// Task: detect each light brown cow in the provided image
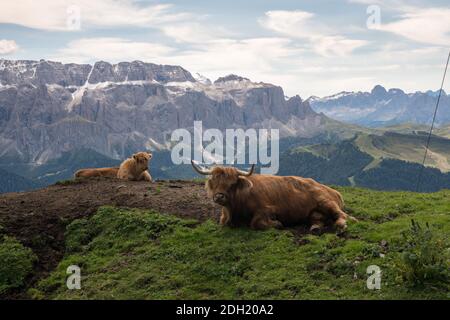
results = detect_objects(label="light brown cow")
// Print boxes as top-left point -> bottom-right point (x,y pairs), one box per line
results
191,161 -> 355,232
74,152 -> 153,182
117,152 -> 153,182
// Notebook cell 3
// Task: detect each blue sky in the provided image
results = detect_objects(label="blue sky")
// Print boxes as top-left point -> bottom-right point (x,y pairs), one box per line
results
0,0 -> 449,97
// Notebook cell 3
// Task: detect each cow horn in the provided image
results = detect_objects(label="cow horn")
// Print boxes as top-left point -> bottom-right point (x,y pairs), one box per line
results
237,164 -> 255,176
191,160 -> 212,175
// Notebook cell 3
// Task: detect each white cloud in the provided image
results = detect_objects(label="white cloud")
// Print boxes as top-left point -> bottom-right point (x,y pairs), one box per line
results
259,10 -> 319,38
313,36 -> 368,57
4,1 -> 446,98
160,23 -> 232,43
259,10 -> 368,57
379,8 -> 450,46
0,0 -> 189,31
162,38 -> 303,77
0,39 -> 19,55
51,38 -> 174,63
348,1 -> 450,46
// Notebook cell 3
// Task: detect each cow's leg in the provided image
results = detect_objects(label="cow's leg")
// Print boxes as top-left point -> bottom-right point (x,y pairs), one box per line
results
219,207 -> 232,226
139,171 -> 152,182
309,211 -> 325,235
250,214 -> 282,230
320,200 -> 349,231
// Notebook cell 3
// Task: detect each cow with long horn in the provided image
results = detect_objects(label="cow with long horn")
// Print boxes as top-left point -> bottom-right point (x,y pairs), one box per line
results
191,160 -> 355,232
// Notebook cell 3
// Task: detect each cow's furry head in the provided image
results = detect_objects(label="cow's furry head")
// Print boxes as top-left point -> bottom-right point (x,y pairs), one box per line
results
205,166 -> 254,206
132,152 -> 152,172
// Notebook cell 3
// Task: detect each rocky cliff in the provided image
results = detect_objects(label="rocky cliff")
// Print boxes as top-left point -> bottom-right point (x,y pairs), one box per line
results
0,59 -> 328,163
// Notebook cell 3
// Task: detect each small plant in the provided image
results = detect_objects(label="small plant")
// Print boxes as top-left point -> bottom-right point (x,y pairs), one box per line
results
55,179 -> 79,186
396,219 -> 449,288
0,236 -> 37,294
191,177 -> 206,183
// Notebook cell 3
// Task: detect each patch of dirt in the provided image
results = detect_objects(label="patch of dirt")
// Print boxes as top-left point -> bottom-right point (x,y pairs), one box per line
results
0,177 -> 218,297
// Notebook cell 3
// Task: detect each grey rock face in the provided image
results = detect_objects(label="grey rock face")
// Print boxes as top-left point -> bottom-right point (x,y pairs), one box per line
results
0,59 -> 326,163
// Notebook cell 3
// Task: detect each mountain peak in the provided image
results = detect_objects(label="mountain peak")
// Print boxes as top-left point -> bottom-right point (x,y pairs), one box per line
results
425,89 -> 446,97
193,72 -> 211,85
388,88 -> 405,95
371,85 -> 387,96
214,74 -> 250,84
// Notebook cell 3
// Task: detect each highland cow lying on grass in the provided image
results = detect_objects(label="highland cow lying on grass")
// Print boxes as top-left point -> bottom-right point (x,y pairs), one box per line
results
117,152 -> 153,182
74,152 -> 153,182
191,161 -> 356,232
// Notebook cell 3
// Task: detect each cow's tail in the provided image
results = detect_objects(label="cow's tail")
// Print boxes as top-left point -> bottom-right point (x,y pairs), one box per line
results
338,192 -> 345,208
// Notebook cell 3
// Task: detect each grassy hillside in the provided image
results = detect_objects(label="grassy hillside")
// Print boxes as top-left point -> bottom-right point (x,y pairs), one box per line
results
435,124 -> 450,139
1,186 -> 446,300
355,159 -> 450,192
355,132 -> 450,172
380,122 -> 450,140
280,133 -> 450,192
280,141 -> 373,186
317,116 -> 373,139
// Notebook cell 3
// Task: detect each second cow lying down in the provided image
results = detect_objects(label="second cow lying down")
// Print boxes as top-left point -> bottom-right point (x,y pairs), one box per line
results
191,161 -> 355,232
75,152 -> 152,182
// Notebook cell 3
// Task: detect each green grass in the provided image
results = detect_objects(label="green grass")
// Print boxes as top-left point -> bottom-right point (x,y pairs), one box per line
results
30,188 -> 450,300
0,236 -> 37,294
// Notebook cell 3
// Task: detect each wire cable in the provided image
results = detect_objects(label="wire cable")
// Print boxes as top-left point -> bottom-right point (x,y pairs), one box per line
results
415,50 -> 450,192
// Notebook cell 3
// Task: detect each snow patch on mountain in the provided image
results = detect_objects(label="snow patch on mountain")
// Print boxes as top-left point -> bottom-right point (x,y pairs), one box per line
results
193,73 -> 211,85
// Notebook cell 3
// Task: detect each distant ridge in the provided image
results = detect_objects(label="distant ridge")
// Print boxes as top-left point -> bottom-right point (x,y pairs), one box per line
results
309,85 -> 450,127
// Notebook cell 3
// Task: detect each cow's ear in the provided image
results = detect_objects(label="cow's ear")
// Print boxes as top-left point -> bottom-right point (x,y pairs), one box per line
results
133,154 -> 137,160
237,176 -> 253,190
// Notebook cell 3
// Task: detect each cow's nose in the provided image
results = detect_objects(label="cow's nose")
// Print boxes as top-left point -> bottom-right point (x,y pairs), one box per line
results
213,193 -> 226,203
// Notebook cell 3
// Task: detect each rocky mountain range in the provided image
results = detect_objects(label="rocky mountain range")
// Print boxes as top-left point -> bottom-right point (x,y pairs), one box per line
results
309,85 -> 450,127
0,59 -> 336,164
1,59 -> 449,193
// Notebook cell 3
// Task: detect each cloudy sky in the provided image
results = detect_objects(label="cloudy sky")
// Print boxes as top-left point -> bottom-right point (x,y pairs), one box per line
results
0,0 -> 449,97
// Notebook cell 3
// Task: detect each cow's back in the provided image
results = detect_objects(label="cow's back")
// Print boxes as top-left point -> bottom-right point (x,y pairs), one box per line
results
242,175 -> 344,225
74,167 -> 119,178
243,175 -> 317,224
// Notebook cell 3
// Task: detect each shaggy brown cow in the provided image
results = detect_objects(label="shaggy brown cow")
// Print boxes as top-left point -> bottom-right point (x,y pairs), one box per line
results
117,152 -> 153,182
74,152 -> 153,182
191,161 -> 355,232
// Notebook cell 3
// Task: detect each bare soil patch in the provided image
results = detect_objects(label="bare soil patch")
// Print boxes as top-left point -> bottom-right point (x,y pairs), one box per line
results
0,178 -> 218,294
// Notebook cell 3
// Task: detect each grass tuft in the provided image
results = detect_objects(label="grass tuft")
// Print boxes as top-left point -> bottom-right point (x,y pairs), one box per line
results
0,236 -> 37,295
